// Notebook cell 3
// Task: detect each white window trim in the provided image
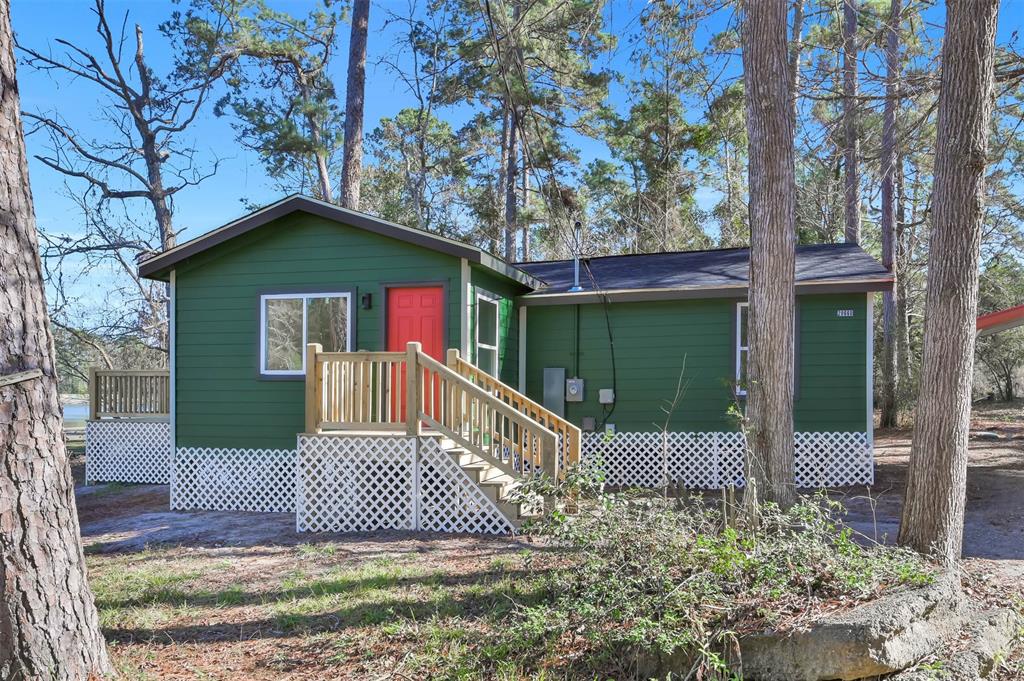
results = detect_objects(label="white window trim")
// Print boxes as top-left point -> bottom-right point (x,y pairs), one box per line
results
475,290 -> 500,376
259,292 -> 352,376
735,302 -> 748,396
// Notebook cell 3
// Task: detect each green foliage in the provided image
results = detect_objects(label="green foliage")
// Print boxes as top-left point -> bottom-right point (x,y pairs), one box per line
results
503,477 -> 933,677
168,0 -> 344,199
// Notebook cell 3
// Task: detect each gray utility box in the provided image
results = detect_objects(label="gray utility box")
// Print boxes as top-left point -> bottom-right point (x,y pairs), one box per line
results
543,368 -> 566,417
566,377 -> 585,402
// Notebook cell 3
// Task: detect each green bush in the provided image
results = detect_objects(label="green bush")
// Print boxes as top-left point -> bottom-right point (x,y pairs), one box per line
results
501,472 -> 934,679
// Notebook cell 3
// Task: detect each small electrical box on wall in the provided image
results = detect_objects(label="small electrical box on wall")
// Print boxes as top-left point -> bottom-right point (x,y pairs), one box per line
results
598,388 -> 615,404
566,377 -> 585,402
581,416 -> 596,432
604,423 -> 616,436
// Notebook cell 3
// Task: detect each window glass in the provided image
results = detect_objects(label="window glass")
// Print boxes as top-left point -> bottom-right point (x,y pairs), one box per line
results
307,296 -> 348,352
478,347 -> 497,376
478,298 -> 498,346
261,293 -> 350,374
736,302 -> 749,395
265,297 -> 304,371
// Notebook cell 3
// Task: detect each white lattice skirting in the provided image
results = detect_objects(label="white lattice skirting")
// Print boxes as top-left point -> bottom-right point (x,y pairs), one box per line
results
582,431 -> 873,489
172,447 -> 297,513
297,435 -> 514,534
85,420 -> 171,484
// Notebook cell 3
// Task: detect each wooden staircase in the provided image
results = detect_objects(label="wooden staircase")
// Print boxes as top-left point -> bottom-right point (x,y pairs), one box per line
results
438,438 -> 540,527
304,342 -> 581,528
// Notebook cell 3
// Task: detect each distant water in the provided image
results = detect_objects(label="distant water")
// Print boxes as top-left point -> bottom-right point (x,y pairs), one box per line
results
63,403 -> 89,430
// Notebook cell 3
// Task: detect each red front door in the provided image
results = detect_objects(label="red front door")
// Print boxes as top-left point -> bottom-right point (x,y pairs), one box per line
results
387,286 -> 445,421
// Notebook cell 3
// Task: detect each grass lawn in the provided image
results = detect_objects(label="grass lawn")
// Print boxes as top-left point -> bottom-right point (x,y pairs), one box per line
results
85,529 -> 552,680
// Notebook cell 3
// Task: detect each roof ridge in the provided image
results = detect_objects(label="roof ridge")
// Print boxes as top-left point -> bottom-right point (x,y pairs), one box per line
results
515,241 -> 856,267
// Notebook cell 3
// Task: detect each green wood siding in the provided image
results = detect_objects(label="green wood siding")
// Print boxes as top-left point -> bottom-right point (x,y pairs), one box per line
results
174,212 -> 462,449
794,293 -> 868,431
523,293 -> 868,433
468,266 -> 527,387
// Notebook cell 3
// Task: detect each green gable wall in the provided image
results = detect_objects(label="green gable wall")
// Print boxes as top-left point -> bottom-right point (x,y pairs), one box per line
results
468,265 -> 528,387
173,212 -> 463,450
523,293 -> 868,433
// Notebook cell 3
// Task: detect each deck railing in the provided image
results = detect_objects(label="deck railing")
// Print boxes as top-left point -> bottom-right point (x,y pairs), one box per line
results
305,342 -> 561,479
88,369 -> 170,420
448,351 -> 580,470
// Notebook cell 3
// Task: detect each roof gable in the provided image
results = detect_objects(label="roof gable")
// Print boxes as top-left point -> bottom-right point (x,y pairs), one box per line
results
138,194 -> 540,288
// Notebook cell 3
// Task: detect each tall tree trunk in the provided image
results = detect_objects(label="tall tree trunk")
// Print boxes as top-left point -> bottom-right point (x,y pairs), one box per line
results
879,0 -> 901,428
0,1 -> 113,676
521,149 -> 530,261
741,0 -> 797,509
340,0 -> 370,209
898,0 -> 999,563
895,160 -> 912,397
505,106 -> 519,261
842,0 -> 861,245
788,0 -> 805,130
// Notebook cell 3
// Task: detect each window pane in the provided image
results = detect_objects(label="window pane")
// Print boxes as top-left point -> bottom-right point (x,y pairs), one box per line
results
307,296 -> 348,352
265,298 -> 304,371
479,348 -> 497,377
739,349 -> 748,392
478,298 -> 498,346
739,304 -> 748,347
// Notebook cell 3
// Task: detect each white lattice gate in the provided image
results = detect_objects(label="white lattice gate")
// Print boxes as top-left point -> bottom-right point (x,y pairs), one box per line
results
297,435 -> 514,534
85,420 -> 171,484
582,431 -> 872,489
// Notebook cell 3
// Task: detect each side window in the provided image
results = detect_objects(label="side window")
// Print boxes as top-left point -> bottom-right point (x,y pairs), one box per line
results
736,302 -> 748,396
476,292 -> 500,376
261,293 -> 350,375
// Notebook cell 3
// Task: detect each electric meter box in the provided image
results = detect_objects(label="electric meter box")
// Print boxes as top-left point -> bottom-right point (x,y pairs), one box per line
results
565,377 -> 585,402
598,388 -> 615,404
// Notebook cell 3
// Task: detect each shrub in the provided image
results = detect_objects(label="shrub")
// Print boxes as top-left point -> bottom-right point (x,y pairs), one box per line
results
502,473 -> 934,679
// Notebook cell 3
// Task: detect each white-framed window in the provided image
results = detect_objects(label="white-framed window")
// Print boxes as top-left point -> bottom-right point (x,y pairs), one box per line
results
260,292 -> 351,375
476,291 -> 500,377
735,301 -> 748,396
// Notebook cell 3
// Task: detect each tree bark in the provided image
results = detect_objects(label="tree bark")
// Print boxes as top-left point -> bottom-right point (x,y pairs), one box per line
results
788,0 -> 805,131
741,0 -> 797,509
898,0 -> 999,563
504,106 -> 519,261
340,0 -> 370,209
0,0 -> 113,676
879,0 -> 901,428
842,0 -> 860,245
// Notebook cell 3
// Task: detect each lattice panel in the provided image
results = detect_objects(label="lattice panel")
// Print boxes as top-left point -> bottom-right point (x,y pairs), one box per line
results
582,431 -> 872,489
85,420 -> 171,484
417,438 -> 515,535
172,447 -> 296,513
295,436 -> 516,535
583,432 -> 746,489
794,431 -> 873,487
297,435 -> 416,533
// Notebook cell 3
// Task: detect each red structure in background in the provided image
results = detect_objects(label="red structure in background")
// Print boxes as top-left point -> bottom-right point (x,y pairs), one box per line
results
977,304 -> 1024,336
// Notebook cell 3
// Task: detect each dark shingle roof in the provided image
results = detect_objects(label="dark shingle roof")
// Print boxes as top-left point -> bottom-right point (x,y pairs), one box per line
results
516,243 -> 891,298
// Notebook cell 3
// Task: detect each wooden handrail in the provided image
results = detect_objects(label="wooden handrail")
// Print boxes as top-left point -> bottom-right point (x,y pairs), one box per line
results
88,368 -> 170,420
305,342 -> 562,479
447,351 -> 581,470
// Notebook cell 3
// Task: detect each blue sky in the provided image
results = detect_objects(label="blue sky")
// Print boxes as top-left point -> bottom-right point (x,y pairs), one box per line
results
10,1 -> 1024,262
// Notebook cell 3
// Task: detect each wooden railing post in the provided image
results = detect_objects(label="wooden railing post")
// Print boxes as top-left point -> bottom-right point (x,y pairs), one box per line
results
88,367 -> 98,421
446,348 -> 459,369
304,343 -> 322,433
405,342 -> 422,436
541,430 -> 559,480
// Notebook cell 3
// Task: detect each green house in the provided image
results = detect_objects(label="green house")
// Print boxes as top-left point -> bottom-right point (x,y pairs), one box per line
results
123,195 -> 892,531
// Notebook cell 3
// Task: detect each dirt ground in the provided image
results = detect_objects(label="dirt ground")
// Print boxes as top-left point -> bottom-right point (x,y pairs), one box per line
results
71,402 -> 1024,679
840,401 -> 1024,591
